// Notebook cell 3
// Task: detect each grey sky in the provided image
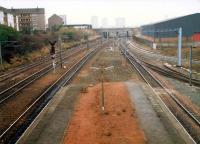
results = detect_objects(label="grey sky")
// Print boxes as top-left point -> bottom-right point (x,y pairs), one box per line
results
1,0 -> 200,27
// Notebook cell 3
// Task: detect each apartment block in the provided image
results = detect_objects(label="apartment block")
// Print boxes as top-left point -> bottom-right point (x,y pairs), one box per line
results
9,7 -> 45,31
0,6 -> 19,30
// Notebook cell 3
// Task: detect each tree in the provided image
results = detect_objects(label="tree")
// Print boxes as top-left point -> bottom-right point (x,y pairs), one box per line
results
0,24 -> 20,41
0,25 -> 21,62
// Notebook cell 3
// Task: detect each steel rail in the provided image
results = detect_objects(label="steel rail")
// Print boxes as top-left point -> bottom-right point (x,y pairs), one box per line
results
0,38 -> 100,82
137,58 -> 200,86
0,48 -> 85,105
120,46 -> 200,143
125,41 -> 200,86
0,45 -> 81,82
0,48 -> 98,144
122,48 -> 200,126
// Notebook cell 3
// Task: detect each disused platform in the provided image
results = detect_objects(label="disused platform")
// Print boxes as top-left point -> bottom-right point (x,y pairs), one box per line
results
17,85 -> 80,144
17,81 -> 186,144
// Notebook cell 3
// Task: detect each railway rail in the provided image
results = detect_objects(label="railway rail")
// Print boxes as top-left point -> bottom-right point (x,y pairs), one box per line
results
0,47 -> 86,105
0,38 -> 99,82
124,41 -> 200,86
0,45 -> 100,144
139,58 -> 200,86
0,44 -> 80,82
120,45 -> 200,143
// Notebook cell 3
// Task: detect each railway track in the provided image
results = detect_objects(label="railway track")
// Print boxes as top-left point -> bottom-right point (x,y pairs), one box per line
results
142,61 -> 200,86
0,47 -> 88,105
125,41 -> 200,86
120,45 -> 200,143
0,38 -> 99,82
0,45 -> 100,144
0,44 -> 80,82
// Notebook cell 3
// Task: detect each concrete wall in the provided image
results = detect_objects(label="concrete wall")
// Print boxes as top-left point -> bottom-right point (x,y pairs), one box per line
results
7,13 -> 14,28
0,11 -> 4,24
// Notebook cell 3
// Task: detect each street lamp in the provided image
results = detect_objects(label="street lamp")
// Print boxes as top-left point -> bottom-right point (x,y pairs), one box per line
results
91,65 -> 114,111
189,42 -> 198,86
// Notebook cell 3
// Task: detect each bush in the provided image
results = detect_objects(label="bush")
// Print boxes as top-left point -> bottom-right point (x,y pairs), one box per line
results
0,25 -> 49,63
0,25 -> 20,62
0,24 -> 20,41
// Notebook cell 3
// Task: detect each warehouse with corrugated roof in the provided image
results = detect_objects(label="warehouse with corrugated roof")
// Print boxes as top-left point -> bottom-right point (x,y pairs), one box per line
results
141,13 -> 200,39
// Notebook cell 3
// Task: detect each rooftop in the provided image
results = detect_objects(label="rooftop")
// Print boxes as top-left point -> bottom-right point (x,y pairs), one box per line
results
8,7 -> 45,14
142,13 -> 200,27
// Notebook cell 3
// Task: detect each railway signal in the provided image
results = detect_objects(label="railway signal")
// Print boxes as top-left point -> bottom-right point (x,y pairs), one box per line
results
49,40 -> 57,55
49,40 -> 57,72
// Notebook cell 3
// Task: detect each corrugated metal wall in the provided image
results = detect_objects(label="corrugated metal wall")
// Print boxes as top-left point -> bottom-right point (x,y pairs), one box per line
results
192,33 -> 200,41
141,13 -> 200,38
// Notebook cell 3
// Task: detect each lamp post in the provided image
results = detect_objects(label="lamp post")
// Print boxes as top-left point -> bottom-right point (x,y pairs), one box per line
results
91,65 -> 114,111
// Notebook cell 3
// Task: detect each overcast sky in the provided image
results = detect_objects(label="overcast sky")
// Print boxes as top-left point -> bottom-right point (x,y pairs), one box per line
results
1,0 -> 200,27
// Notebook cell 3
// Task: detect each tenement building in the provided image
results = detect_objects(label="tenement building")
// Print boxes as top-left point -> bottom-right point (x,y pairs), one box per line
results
9,7 -> 45,31
0,6 -> 19,30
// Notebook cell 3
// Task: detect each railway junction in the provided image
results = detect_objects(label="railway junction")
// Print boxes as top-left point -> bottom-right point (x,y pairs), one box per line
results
0,37 -> 200,144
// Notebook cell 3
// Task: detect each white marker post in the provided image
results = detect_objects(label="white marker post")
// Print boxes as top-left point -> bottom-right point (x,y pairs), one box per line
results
51,54 -> 56,73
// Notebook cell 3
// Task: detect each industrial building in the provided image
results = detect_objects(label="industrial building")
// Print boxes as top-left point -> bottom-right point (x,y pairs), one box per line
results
9,7 -> 45,31
48,14 -> 64,29
141,13 -> 200,39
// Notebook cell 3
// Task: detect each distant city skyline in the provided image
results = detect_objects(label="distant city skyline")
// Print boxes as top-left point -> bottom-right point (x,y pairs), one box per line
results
91,16 -> 98,28
1,0 -> 200,27
115,17 -> 125,28
91,16 -> 126,28
101,17 -> 108,28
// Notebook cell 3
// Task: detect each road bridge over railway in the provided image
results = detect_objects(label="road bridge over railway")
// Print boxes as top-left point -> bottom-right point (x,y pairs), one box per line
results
94,28 -> 133,38
64,24 -> 92,29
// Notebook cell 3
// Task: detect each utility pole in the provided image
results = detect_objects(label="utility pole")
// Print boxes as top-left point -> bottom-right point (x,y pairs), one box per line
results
87,37 -> 89,49
101,37 -> 103,48
189,46 -> 193,86
59,35 -> 63,68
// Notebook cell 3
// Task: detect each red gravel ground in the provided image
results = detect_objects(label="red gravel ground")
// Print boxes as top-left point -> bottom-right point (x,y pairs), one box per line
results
63,82 -> 146,144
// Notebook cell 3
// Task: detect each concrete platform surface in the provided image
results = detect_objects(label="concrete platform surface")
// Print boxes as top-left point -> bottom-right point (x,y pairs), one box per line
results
126,81 -> 186,144
17,85 -> 80,144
